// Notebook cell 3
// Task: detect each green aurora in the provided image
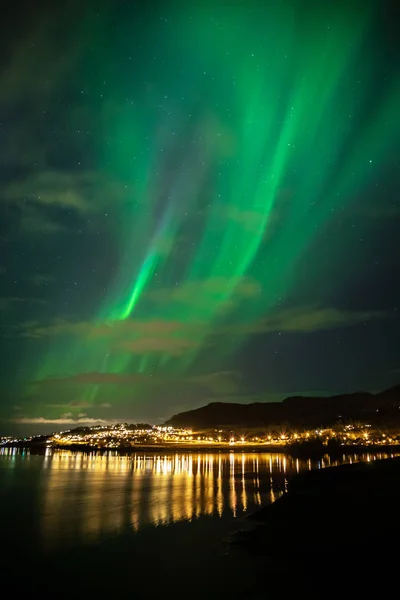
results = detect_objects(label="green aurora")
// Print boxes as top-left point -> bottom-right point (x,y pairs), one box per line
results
20,0 -> 399,419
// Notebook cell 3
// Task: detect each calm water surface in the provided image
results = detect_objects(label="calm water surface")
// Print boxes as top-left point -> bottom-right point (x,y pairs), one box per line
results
0,449 -> 397,595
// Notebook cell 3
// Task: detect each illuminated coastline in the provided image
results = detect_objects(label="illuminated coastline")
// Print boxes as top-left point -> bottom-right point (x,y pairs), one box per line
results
2,421 -> 399,451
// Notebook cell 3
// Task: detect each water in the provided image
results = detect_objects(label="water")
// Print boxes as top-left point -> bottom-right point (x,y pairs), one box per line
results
0,449 -> 397,596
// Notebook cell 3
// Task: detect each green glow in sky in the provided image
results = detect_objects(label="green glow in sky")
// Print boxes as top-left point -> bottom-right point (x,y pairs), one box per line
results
30,0 -> 399,416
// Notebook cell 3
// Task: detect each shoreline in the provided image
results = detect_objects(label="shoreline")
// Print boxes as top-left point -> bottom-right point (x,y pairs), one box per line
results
2,441 -> 400,455
233,455 -> 400,559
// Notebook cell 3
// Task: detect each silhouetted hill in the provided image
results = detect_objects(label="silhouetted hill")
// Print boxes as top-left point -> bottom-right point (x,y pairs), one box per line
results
165,385 -> 400,430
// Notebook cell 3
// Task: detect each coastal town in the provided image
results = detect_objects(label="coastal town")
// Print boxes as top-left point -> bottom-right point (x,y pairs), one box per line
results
1,421 -> 400,451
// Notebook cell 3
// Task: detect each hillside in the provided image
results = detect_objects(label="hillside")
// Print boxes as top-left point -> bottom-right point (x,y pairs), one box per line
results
165,385 -> 400,430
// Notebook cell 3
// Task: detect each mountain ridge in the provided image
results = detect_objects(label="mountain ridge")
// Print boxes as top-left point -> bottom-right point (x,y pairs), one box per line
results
165,385 -> 400,430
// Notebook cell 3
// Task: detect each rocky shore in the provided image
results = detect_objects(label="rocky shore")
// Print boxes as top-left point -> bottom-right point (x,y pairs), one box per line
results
232,456 -> 400,593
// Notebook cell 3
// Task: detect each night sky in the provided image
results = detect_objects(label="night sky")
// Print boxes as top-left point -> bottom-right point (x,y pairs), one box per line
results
1,0 -> 399,434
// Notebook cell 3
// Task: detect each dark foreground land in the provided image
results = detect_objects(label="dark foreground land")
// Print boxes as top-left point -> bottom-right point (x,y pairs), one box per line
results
233,456 -> 400,594
2,456 -> 399,598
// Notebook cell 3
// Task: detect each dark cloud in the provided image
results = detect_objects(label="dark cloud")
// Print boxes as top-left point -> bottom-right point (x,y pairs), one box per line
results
12,416 -> 113,426
0,297 -> 46,312
18,317 -> 202,339
118,337 -> 201,356
225,307 -> 388,336
149,277 -> 261,309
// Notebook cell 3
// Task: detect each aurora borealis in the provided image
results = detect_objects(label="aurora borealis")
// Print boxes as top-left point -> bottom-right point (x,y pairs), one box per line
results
0,0 -> 399,432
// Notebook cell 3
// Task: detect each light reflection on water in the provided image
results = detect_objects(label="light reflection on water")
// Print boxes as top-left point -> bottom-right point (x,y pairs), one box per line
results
0,448 -> 398,552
